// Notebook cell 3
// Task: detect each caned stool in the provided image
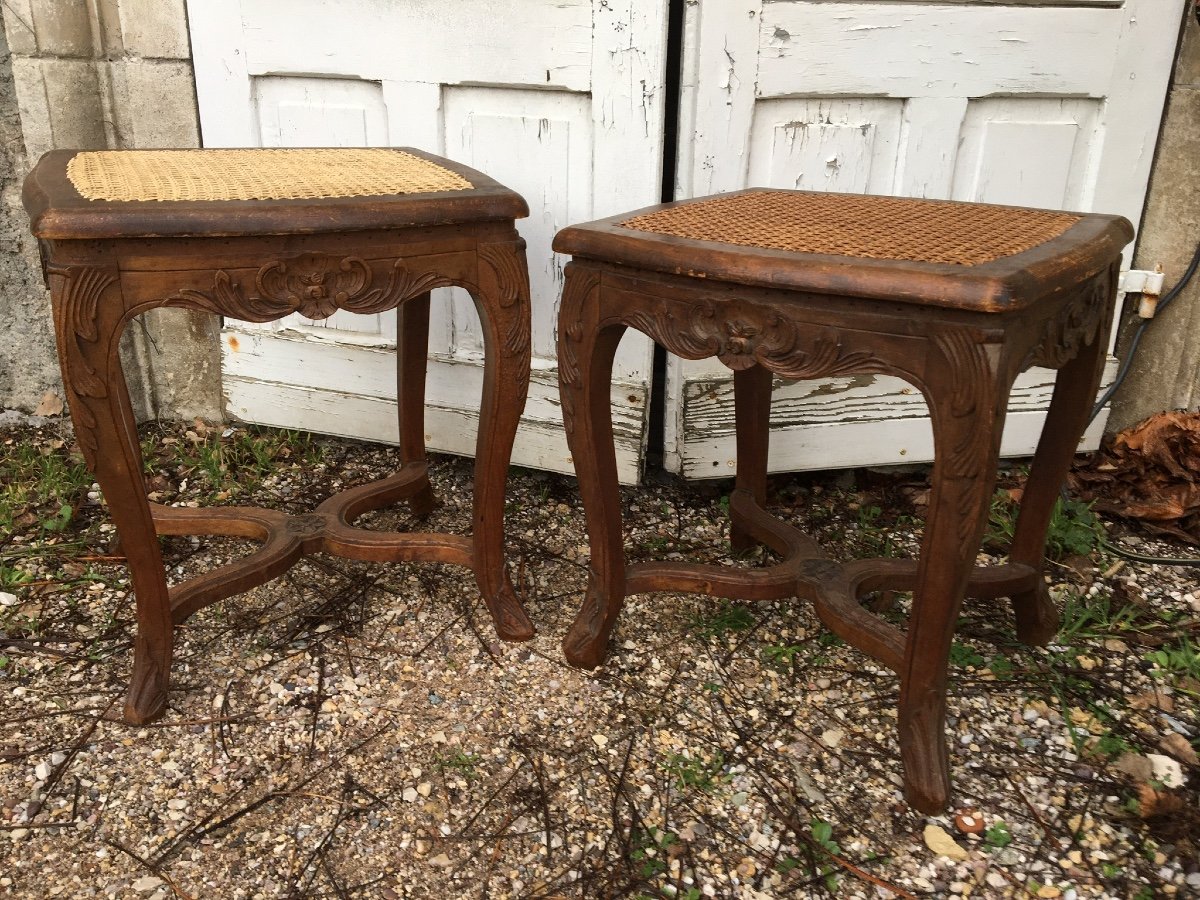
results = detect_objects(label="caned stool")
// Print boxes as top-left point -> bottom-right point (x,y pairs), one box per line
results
25,148 -> 535,724
553,190 -> 1131,812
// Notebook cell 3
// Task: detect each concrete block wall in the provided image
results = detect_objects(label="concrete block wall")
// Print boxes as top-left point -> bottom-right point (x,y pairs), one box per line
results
0,0 -> 221,421
1110,11 -> 1200,430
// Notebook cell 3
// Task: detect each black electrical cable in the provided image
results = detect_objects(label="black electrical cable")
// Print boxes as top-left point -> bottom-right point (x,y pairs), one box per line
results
1072,239 -> 1200,567
1102,538 -> 1200,567
1090,239 -> 1200,423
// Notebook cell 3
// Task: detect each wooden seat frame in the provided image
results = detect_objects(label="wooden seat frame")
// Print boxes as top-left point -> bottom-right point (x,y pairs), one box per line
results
25,149 -> 536,725
554,194 -> 1131,812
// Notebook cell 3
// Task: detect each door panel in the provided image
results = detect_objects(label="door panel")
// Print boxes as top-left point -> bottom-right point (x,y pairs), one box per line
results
668,0 -> 1184,477
188,0 -> 667,483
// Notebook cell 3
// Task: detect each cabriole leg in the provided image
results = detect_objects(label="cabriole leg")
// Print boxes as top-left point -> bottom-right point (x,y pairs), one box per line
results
51,266 -> 173,723
731,364 -> 773,552
1006,328 -> 1109,645
559,266 -> 629,668
899,330 -> 1011,812
471,241 -> 535,641
396,291 -> 436,518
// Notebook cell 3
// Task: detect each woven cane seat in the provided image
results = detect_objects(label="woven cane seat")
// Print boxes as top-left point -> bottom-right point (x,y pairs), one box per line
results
66,149 -> 473,203
620,190 -> 1079,267
25,148 -> 527,240
554,189 -> 1129,312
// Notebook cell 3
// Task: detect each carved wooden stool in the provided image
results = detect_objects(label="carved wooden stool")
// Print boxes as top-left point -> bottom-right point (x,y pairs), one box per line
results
554,190 -> 1131,812
25,148 -> 535,724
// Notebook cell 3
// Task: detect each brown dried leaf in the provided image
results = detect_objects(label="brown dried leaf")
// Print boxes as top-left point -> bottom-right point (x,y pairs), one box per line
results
1072,411 -> 1200,542
1160,732 -> 1199,767
34,391 -> 64,417
1136,783 -> 1185,819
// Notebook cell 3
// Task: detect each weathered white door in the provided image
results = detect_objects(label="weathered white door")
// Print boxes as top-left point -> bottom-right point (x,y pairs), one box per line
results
667,0 -> 1185,479
187,0 -> 668,482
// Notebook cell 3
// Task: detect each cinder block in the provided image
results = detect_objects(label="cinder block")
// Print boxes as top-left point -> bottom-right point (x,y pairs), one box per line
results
140,309 -> 225,421
92,0 -> 125,56
118,0 -> 190,59
11,58 -> 53,161
1175,14 -> 1200,89
14,56 -> 107,165
41,58 -> 108,152
30,0 -> 94,58
113,58 -> 199,148
1,0 -> 39,56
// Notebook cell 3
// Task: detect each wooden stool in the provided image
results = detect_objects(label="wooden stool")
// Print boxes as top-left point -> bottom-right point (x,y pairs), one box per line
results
553,189 -> 1131,812
25,148 -> 535,724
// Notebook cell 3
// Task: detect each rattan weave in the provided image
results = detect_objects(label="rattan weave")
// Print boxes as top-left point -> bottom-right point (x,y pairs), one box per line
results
619,190 -> 1081,267
66,149 -> 474,203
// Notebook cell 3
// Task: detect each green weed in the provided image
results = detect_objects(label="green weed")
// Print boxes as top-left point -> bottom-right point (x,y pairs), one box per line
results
434,751 -> 482,782
0,438 -> 91,533
949,642 -> 986,669
984,820 -> 1012,849
987,492 -> 1105,562
662,749 -> 729,792
688,601 -> 755,640
1144,638 -> 1200,684
628,826 -> 676,879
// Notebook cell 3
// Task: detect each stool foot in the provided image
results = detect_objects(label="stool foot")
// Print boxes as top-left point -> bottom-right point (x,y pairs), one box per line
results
408,483 -> 437,520
485,573 -> 535,642
898,686 -> 951,814
1009,582 -> 1060,646
563,576 -> 618,669
124,641 -> 171,724
729,528 -> 759,555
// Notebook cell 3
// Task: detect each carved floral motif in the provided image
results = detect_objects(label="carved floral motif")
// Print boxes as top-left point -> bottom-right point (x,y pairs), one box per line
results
623,300 -> 881,380
168,254 -> 450,322
1026,268 -> 1114,370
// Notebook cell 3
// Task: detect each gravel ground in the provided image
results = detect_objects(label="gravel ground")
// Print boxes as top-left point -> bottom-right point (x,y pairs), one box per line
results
1,417 -> 1198,899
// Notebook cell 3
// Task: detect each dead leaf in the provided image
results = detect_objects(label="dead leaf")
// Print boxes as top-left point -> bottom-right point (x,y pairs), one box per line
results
1129,690 -> 1174,712
1137,783 -> 1185,819
1159,733 -> 1199,767
1071,411 -> 1200,543
923,824 -> 968,861
1113,752 -> 1153,782
34,391 -> 63,417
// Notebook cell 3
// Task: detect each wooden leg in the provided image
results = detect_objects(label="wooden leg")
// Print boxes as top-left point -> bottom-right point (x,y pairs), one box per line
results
731,364 -> 773,552
51,266 -> 173,724
470,241 -> 535,641
559,266 -> 629,668
396,291 -> 435,518
1006,331 -> 1108,645
898,330 -> 1010,813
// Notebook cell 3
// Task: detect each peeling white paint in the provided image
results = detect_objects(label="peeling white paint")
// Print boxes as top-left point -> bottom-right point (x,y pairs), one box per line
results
668,0 -> 1184,477
190,0 -> 668,481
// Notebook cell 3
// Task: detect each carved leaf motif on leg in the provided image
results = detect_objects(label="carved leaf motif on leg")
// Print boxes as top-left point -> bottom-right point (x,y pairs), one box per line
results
558,268 -> 602,436
51,265 -> 119,469
478,242 -> 533,398
563,568 -> 613,668
931,327 -> 1000,545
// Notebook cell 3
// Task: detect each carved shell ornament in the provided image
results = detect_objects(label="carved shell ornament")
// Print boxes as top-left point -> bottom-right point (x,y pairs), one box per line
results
256,253 -> 371,320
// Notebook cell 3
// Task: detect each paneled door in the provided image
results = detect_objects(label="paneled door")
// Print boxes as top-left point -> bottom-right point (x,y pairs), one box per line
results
667,0 -> 1185,479
187,0 -> 668,483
